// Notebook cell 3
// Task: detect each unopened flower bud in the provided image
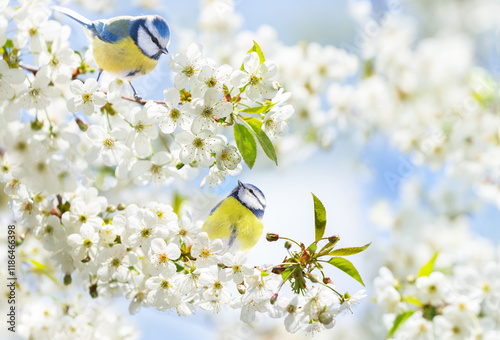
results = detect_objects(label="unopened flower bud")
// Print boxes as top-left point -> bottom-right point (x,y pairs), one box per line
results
117,203 -> 126,211
284,241 -> 291,249
270,293 -> 279,305
237,284 -> 246,295
266,233 -> 279,242
64,274 -> 72,286
307,273 -> 319,283
106,205 -> 116,213
319,311 -> 334,325
76,118 -> 88,132
327,235 -> 340,245
323,277 -> 333,285
89,283 -> 98,298
30,119 -> 44,131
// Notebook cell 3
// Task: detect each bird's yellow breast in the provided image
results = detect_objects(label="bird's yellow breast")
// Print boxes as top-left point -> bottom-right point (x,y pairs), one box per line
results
202,197 -> 264,252
92,37 -> 159,79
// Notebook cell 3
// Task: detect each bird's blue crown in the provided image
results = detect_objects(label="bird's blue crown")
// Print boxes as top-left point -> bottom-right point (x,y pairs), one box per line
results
129,15 -> 170,59
151,16 -> 170,39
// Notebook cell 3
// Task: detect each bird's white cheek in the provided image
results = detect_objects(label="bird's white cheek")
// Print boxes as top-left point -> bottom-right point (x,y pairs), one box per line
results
239,191 -> 263,211
137,28 -> 158,57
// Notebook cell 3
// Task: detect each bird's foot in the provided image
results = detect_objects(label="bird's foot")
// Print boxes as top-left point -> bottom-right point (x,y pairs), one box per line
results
134,93 -> 143,102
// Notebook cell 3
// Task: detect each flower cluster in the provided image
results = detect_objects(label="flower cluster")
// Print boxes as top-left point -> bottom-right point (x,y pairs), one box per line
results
364,177 -> 500,340
18,295 -> 139,340
172,0 -> 359,165
375,260 -> 500,340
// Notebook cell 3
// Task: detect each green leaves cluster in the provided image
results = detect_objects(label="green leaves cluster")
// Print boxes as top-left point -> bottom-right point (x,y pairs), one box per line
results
232,41 -> 278,169
234,117 -> 277,168
268,194 -> 370,298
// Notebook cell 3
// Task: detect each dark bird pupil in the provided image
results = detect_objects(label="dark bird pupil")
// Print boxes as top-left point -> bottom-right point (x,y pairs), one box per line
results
151,36 -> 159,44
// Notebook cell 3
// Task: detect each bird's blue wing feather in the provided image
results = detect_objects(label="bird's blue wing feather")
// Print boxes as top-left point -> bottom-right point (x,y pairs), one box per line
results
93,18 -> 131,43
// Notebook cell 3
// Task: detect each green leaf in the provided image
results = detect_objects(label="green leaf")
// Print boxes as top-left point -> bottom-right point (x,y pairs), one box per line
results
172,191 -> 186,218
308,243 -> 318,254
241,117 -> 278,165
327,257 -> 365,286
387,311 -> 415,338
418,252 -> 439,277
234,122 -> 257,169
328,243 -> 371,256
402,296 -> 423,307
281,267 -> 294,282
3,39 -> 14,49
28,259 -> 58,285
247,40 -> 265,64
312,193 -> 327,241
239,102 -> 275,114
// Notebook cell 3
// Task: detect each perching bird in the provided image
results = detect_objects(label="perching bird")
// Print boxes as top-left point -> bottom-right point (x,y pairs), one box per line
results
203,181 -> 266,253
52,6 -> 170,100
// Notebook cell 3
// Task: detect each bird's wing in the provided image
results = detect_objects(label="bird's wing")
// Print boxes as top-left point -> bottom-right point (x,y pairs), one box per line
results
93,17 -> 132,44
53,7 -> 131,44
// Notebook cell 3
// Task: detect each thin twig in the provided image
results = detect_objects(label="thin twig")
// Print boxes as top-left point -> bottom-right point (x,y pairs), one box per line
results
18,62 -> 38,75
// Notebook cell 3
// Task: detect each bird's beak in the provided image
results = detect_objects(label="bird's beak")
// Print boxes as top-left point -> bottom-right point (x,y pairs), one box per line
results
238,180 -> 244,188
162,47 -> 169,55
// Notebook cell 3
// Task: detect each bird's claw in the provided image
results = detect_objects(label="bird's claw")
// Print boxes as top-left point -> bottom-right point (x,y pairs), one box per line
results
134,94 -> 143,102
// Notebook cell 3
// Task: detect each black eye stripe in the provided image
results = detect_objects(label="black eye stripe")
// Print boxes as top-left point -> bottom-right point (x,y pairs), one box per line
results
247,189 -> 262,205
141,24 -> 162,49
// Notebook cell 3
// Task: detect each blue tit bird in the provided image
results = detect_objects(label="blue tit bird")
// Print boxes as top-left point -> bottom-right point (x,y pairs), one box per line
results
202,181 -> 266,253
52,6 -> 170,100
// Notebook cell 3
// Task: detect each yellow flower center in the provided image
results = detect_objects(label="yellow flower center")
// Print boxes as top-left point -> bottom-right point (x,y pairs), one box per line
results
249,74 -> 261,86
201,107 -> 213,118
44,225 -> 54,234
103,138 -> 115,149
182,66 -> 195,77
193,137 -> 204,148
169,108 -> 181,119
141,228 -> 151,238
160,280 -> 171,289
158,253 -> 169,264
205,77 -> 217,88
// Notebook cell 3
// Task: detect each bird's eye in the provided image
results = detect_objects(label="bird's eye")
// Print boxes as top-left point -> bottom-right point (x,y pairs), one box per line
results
151,36 -> 159,45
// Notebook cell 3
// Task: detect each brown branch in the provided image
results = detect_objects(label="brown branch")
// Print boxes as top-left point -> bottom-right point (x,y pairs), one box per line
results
18,62 -> 38,75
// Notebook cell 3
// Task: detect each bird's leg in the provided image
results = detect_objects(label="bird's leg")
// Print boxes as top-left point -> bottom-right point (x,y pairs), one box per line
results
96,69 -> 103,82
129,82 -> 142,102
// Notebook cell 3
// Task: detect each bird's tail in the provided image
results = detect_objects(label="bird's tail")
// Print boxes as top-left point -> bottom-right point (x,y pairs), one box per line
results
51,6 -> 93,30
